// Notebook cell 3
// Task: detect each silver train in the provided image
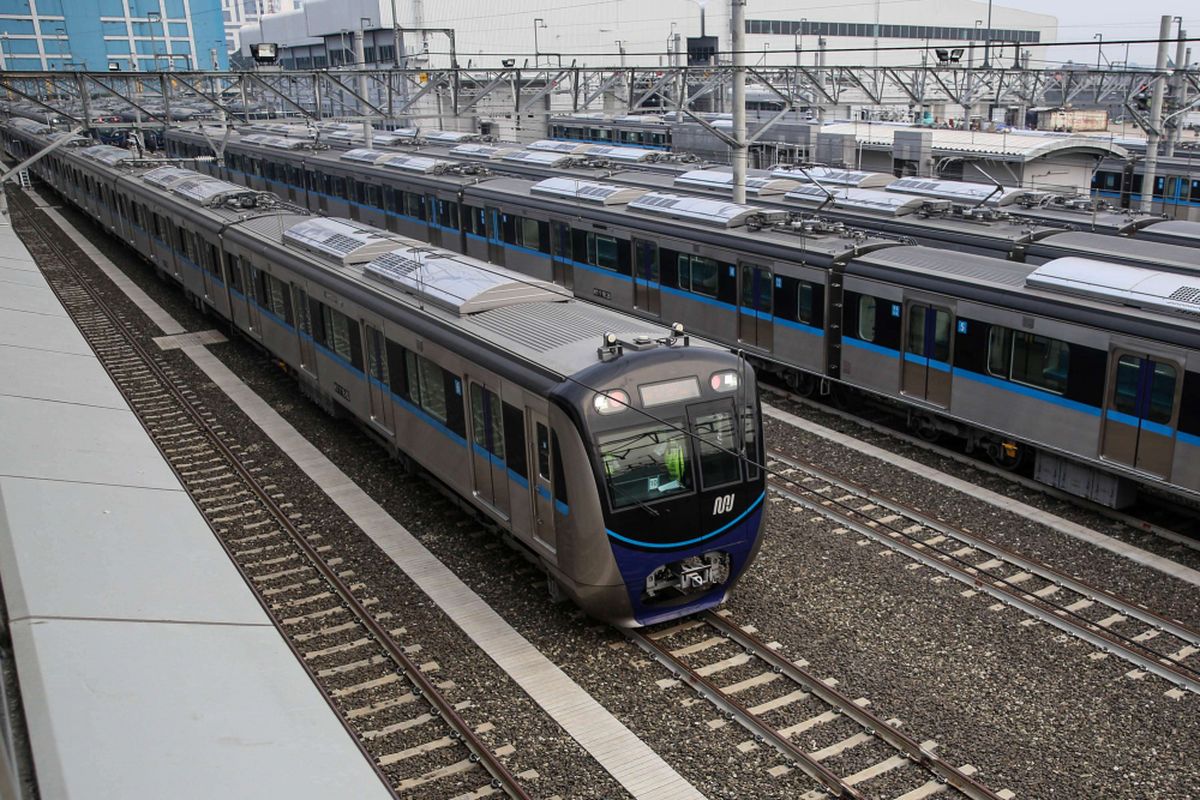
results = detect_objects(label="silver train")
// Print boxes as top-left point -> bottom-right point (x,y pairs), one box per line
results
2,121 -> 768,628
117,123 -> 1200,510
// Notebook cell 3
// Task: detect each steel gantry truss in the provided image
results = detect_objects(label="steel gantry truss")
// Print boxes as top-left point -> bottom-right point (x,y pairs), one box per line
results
1,64 -> 1195,132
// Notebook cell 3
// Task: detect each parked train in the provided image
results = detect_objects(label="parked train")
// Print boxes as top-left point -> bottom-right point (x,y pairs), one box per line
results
197,124 -> 1200,270
114,122 -> 1200,509
2,122 -> 769,628
117,122 -> 1200,510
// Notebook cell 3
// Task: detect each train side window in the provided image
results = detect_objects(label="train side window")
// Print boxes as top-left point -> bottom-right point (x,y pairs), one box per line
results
536,423 -> 551,480
226,254 -> 243,292
502,403 -> 527,480
518,217 -> 549,253
1009,332 -> 1069,395
414,354 -> 449,424
797,281 -> 814,324
404,192 -> 426,220
319,305 -> 362,370
678,254 -> 719,298
438,199 -> 460,229
586,232 -> 619,271
858,296 -> 877,341
987,326 -> 1012,377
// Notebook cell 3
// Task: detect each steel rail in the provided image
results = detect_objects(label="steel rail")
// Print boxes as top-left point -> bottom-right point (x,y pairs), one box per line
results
765,466 -> 1200,694
768,447 -> 1200,649
10,193 -> 532,799
703,612 -> 1007,800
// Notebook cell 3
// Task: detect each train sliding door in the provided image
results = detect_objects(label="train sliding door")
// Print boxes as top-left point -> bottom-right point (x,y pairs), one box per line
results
1100,351 -> 1182,477
550,220 -> 573,289
292,285 -> 317,376
364,324 -> 394,436
485,207 -> 506,265
529,412 -> 556,552
738,262 -> 773,351
469,380 -> 510,520
901,301 -> 953,407
633,238 -> 660,317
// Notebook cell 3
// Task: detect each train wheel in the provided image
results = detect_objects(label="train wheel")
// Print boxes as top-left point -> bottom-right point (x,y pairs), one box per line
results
786,371 -> 816,397
910,413 -> 940,442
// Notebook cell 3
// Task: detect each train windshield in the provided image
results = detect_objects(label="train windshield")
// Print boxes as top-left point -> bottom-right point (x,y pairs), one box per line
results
598,422 -> 694,509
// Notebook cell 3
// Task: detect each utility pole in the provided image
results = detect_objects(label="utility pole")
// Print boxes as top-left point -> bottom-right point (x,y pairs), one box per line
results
731,0 -> 747,204
355,20 -> 373,146
1141,14 -> 1173,212
1166,18 -> 1187,156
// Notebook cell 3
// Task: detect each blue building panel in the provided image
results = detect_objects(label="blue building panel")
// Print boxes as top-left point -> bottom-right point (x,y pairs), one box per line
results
0,0 -> 228,70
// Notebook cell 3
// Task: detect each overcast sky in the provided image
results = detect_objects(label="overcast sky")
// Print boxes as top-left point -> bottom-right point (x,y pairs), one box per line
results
1000,2 -> 1196,67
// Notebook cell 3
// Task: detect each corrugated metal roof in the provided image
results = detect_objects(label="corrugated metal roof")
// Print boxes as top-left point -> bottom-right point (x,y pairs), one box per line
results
856,245 -> 1034,287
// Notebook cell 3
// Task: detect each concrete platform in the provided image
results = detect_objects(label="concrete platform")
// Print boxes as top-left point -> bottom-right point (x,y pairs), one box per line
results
0,218 -> 392,800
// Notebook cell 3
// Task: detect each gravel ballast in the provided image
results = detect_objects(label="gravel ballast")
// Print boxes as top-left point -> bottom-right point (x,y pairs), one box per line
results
28,188 -> 1200,799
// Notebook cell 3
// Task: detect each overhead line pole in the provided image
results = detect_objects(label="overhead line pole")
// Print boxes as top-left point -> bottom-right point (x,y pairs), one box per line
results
731,0 -> 747,205
1140,14 -> 1173,213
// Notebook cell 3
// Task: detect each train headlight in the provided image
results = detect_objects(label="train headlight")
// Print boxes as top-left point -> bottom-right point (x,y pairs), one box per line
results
710,371 -> 739,392
592,389 -> 630,415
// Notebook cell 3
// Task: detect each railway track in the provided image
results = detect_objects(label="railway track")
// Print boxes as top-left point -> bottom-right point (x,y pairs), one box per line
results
762,386 -> 1200,551
629,611 -> 1010,800
765,447 -> 1200,695
10,193 -> 531,799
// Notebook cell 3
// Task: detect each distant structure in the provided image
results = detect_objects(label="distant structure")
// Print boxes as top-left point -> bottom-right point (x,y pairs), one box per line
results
235,0 -> 1056,70
0,0 -> 229,71
222,0 -> 299,58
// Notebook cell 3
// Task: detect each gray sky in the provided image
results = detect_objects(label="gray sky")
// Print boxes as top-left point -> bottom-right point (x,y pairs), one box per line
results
999,2 -> 1196,67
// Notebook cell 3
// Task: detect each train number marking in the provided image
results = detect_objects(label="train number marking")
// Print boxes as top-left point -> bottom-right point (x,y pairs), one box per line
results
592,288 -> 612,300
712,493 -> 736,515
334,382 -> 351,401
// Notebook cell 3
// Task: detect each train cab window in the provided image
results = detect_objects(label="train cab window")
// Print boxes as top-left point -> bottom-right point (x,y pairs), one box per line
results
598,422 -> 693,509
691,406 -> 741,490
858,296 -> 877,341
551,433 -> 569,508
742,406 -> 760,480
502,403 -> 527,480
677,255 -> 719,298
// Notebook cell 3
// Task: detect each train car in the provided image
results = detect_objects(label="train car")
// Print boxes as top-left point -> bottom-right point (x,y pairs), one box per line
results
839,247 -> 1200,506
1092,153 -> 1200,221
140,123 -> 1200,507
5,121 -> 767,627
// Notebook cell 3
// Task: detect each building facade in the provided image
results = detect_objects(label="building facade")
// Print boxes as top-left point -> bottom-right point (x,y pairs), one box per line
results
222,0 -> 297,57
0,0 -> 228,71
236,0 -> 1056,70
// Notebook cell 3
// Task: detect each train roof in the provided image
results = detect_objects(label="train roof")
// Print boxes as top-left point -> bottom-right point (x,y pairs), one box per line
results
783,185 -> 946,217
674,169 -> 799,197
770,166 -> 894,188
1141,219 -> 1200,246
886,177 -> 1049,207
1026,257 -> 1200,323
1002,202 -> 1158,235
1036,230 -> 1200,275
228,213 -> 711,379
